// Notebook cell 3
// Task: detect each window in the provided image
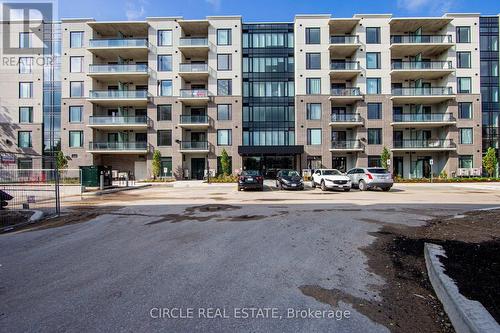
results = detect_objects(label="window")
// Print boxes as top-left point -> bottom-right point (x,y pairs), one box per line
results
70,56 -> 83,73
19,107 -> 33,123
157,105 -> 172,121
18,158 -> 33,170
457,77 -> 471,93
459,128 -> 473,144
307,103 -> 321,120
367,103 -> 382,119
70,81 -> 84,97
159,80 -> 172,96
306,28 -> 321,44
457,52 -> 471,68
217,29 -> 232,45
366,52 -> 381,69
458,102 -> 472,119
19,32 -> 31,48
368,156 -> 382,167
70,31 -> 84,48
306,78 -> 321,94
367,78 -> 381,94
69,131 -> 84,148
306,53 -> 321,70
217,79 -> 232,96
366,27 -> 380,44
19,82 -> 32,98
459,155 -> 473,168
456,26 -> 471,43
217,104 -> 232,120
157,130 -> 172,146
18,131 -> 32,148
217,129 -> 232,146
157,55 -> 172,71
69,106 -> 83,123
18,57 -> 33,74
243,56 -> 293,73
217,54 -> 232,71
158,30 -> 172,46
368,128 -> 382,144
307,128 -> 322,145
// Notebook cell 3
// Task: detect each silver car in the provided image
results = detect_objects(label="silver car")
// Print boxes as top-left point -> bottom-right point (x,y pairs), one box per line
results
346,167 -> 393,191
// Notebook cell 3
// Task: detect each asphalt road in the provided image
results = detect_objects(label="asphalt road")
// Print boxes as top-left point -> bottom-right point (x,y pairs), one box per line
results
1,183 -> 499,332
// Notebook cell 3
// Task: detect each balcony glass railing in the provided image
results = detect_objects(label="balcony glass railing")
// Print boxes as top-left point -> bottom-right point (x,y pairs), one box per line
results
393,139 -> 455,149
88,116 -> 149,125
390,35 -> 452,44
88,64 -> 149,73
331,140 -> 362,150
179,115 -> 209,124
330,61 -> 360,70
392,113 -> 455,123
330,35 -> 359,44
179,89 -> 209,98
89,90 -> 150,99
391,61 -> 453,70
330,113 -> 362,123
179,37 -> 208,46
89,141 -> 148,151
331,88 -> 362,96
89,38 -> 149,48
180,141 -> 209,150
391,87 -> 454,96
179,63 -> 208,72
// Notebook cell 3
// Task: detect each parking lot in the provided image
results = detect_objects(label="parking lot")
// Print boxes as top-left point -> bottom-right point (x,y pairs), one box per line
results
1,182 -> 500,332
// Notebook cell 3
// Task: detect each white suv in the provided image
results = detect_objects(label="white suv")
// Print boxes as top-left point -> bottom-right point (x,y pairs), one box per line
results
346,167 -> 393,191
312,169 -> 351,192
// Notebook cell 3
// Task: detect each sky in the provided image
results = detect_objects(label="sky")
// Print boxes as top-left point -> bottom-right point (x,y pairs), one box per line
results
58,0 -> 500,21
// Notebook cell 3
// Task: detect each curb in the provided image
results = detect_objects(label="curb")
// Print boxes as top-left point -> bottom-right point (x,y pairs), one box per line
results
82,184 -> 151,196
1,209 -> 44,233
424,243 -> 500,333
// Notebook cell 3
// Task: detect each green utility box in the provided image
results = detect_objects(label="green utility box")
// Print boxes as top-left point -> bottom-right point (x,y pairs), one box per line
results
80,166 -> 112,187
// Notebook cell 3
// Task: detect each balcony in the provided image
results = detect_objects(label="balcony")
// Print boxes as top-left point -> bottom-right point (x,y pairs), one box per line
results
329,113 -> 363,127
329,61 -> 362,79
88,90 -> 150,106
87,141 -> 149,154
178,63 -> 209,80
391,113 -> 456,127
178,37 -> 209,57
179,115 -> 210,129
87,64 -> 149,81
87,116 -> 151,130
87,38 -> 150,58
391,87 -> 455,104
178,89 -> 210,106
329,35 -> 361,57
329,140 -> 364,152
179,141 -> 210,153
390,61 -> 454,80
391,139 -> 456,151
390,35 -> 453,57
329,88 -> 363,104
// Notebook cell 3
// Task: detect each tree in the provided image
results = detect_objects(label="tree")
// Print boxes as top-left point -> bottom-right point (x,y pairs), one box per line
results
152,150 -> 162,179
55,150 -> 68,170
380,146 -> 391,170
220,148 -> 231,176
483,147 -> 498,178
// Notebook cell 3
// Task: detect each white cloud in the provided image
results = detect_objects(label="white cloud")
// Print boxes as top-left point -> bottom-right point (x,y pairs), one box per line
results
125,0 -> 147,21
206,0 -> 222,11
397,0 -> 455,14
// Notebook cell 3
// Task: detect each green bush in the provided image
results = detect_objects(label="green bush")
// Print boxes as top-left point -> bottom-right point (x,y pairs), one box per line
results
208,174 -> 238,183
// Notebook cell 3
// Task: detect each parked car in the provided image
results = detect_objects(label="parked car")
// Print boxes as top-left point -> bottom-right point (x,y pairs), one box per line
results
275,169 -> 304,190
312,169 -> 351,191
346,167 -> 393,191
237,170 -> 264,191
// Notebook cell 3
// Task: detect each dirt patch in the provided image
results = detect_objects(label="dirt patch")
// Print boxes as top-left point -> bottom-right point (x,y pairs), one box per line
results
146,214 -> 220,225
0,210 -> 34,228
185,204 -> 241,213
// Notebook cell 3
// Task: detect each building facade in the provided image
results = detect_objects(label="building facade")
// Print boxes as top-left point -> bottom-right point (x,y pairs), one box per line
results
2,13 -> 499,179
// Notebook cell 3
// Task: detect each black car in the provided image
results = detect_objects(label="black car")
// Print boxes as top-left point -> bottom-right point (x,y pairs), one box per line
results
276,169 -> 304,190
237,170 -> 264,191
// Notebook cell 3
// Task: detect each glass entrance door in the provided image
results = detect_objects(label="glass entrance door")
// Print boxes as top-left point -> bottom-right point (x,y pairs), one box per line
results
191,158 -> 205,180
332,157 -> 347,172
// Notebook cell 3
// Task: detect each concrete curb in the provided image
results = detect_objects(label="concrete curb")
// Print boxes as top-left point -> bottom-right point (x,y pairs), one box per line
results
424,243 -> 500,333
1,209 -> 44,233
82,184 -> 151,196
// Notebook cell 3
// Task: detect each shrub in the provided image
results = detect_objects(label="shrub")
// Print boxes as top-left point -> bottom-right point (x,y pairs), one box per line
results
152,150 -> 161,179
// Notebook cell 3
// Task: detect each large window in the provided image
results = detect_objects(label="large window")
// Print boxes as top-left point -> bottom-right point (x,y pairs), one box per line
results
459,128 -> 473,144
69,131 -> 83,148
458,102 -> 472,119
456,26 -> 471,43
19,32 -> 32,48
457,77 -> 472,93
366,27 -> 380,44
366,52 -> 381,69
307,103 -> 321,120
243,81 -> 294,97
159,80 -> 172,96
18,131 -> 32,148
306,53 -> 321,70
158,30 -> 172,46
243,32 -> 294,48
18,158 -> 33,170
307,128 -> 322,145
157,130 -> 172,146
217,104 -> 232,120
217,79 -> 232,96
19,107 -> 33,123
459,155 -> 473,168
306,78 -> 321,94
217,29 -> 232,45
18,57 -> 33,74
368,156 -> 382,167
19,82 -> 32,98
70,56 -> 83,73
70,31 -> 84,48
217,129 -> 232,146
306,27 -> 321,44
70,81 -> 84,97
243,106 -> 295,123
457,52 -> 471,68
69,106 -> 83,123
157,105 -> 172,121
157,55 -> 172,71
367,103 -> 382,119
243,56 -> 293,73
217,54 -> 232,71
367,128 -> 382,144
366,78 -> 381,94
